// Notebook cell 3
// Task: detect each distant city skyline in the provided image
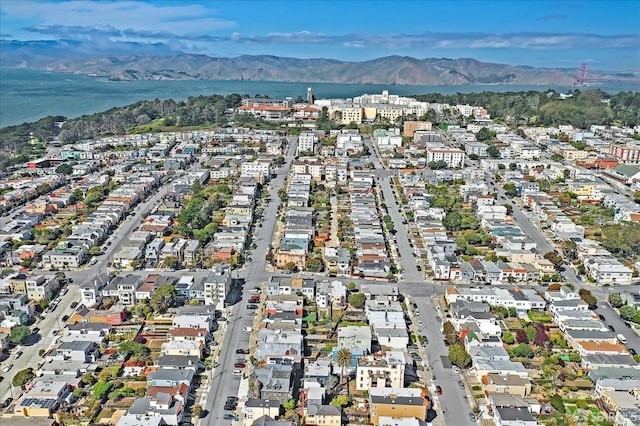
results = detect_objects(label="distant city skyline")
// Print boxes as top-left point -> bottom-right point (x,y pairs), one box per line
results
0,0 -> 638,71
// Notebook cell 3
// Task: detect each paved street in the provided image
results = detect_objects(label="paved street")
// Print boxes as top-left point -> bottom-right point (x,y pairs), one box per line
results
365,137 -> 474,425
4,132 -> 634,426
199,136 -> 298,425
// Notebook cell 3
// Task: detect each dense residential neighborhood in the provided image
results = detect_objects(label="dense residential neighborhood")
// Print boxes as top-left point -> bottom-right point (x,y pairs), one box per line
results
0,89 -> 639,426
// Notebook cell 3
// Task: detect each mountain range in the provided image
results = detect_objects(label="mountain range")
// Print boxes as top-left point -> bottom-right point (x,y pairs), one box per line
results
2,39 -> 635,86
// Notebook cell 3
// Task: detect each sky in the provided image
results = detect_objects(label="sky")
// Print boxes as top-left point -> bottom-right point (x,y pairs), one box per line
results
1,0 -> 639,71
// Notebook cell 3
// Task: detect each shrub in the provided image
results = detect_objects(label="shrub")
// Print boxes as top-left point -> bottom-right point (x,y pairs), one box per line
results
550,394 -> 566,413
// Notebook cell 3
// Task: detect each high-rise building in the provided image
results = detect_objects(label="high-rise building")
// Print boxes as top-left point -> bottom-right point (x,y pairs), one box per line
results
307,87 -> 315,104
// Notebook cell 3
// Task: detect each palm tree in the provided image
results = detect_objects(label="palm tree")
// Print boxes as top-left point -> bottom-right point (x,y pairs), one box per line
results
336,348 -> 353,392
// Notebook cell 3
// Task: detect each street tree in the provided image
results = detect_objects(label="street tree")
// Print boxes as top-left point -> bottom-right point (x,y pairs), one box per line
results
12,367 -> 35,387
9,325 -> 31,344
578,289 -> 598,310
448,343 -> 471,368
543,251 -> 564,268
608,293 -> 624,308
191,405 -> 203,418
503,183 -> 518,197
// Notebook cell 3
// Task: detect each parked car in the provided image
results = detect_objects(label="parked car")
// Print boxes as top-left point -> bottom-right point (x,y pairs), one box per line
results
247,304 -> 259,310
2,364 -> 13,373
232,369 -> 243,376
1,398 -> 12,409
234,363 -> 246,368
243,326 -> 253,332
469,412 -> 477,422
14,350 -> 23,359
70,301 -> 78,309
223,413 -> 235,419
61,314 -> 69,322
236,349 -> 249,354
436,385 -> 443,395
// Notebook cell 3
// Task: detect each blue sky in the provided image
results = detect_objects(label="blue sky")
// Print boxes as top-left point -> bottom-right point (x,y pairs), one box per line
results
1,0 -> 639,70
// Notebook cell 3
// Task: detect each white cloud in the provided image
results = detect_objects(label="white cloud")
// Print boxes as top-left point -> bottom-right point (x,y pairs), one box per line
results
2,0 -> 236,36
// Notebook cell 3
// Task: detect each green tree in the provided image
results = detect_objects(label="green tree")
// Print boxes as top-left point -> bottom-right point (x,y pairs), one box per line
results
576,399 -> 589,410
55,163 -> 74,175
150,284 -> 175,313
93,381 -> 113,400
306,257 -> 324,273
163,256 -> 180,269
336,348 -> 353,390
511,343 -> 534,358
283,399 -> 296,410
118,341 -> 150,360
550,394 -> 566,413
82,372 -> 97,386
330,394 -> 350,407
69,189 -> 84,205
525,326 -> 537,343
620,305 -> 638,321
428,160 -> 448,170
543,251 -> 564,268
442,211 -> 463,231
578,289 -> 598,310
502,331 -> 515,344
9,325 -> 31,344
475,127 -> 494,142
600,222 -> 640,259
608,293 -> 624,309
503,183 -> 518,197
348,292 -> 366,308
562,240 -> 578,261
12,367 -> 35,387
448,343 -> 472,368
192,405 -> 203,418
486,144 -> 500,158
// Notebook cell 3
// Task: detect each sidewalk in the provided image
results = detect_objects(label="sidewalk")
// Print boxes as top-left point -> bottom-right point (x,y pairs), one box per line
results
195,316 -> 229,426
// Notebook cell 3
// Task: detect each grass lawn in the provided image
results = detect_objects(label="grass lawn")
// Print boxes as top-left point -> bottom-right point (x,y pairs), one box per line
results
528,310 -> 553,323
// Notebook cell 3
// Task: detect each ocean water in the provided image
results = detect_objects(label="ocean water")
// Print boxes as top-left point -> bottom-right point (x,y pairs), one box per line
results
1,68 -> 638,128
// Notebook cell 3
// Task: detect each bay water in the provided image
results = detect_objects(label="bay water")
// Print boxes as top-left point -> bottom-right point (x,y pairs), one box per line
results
1,68 -> 637,128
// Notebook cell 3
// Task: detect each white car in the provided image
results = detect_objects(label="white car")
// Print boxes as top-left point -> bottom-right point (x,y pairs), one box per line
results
232,369 -> 243,376
3,364 -> 13,373
243,326 -> 253,332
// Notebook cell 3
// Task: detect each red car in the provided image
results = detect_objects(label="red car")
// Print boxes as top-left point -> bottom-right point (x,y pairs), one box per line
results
436,385 -> 443,395
234,363 -> 246,368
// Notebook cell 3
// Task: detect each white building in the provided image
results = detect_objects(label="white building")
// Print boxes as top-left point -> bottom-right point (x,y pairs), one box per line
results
298,132 -> 318,154
356,351 -> 406,390
426,147 -> 465,168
